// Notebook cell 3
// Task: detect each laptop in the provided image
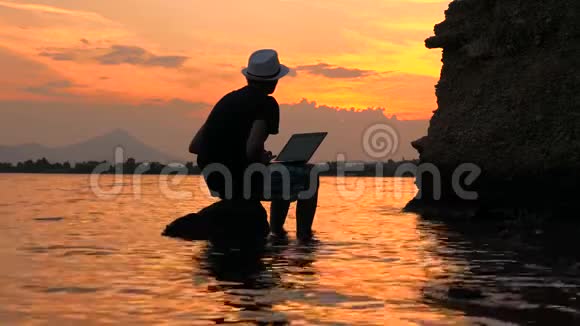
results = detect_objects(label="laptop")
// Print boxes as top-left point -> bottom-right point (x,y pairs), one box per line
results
273,132 -> 328,164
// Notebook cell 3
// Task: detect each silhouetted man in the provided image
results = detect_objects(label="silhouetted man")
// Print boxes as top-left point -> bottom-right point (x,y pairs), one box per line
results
189,49 -> 318,240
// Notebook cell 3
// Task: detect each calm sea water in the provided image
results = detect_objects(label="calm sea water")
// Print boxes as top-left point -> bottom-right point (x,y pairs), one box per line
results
1,174 -> 579,325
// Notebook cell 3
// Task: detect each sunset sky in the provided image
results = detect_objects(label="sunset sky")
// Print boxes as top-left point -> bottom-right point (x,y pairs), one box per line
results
0,0 -> 448,120
0,0 -> 448,119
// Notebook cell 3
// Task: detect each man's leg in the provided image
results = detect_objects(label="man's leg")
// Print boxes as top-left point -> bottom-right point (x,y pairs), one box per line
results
296,187 -> 318,240
270,200 -> 291,236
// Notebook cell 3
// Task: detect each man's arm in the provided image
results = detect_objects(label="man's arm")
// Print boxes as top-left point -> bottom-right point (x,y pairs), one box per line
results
246,96 -> 279,163
246,120 -> 273,163
189,124 -> 206,154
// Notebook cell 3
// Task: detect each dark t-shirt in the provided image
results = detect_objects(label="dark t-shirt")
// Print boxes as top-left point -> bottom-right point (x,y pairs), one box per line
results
197,85 -> 279,173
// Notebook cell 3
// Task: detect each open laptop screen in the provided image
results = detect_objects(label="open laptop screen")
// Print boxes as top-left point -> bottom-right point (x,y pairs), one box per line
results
276,132 -> 327,163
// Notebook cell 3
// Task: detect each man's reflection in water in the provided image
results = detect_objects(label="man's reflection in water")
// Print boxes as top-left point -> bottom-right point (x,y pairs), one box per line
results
193,240 -> 320,324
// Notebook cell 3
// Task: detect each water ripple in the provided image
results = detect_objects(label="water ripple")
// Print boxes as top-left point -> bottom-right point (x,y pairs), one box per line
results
1,175 -> 580,325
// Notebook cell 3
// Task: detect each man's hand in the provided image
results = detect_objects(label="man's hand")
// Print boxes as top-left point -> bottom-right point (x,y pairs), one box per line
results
260,151 -> 276,164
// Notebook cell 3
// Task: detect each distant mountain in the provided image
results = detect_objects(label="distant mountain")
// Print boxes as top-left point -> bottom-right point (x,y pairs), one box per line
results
0,129 -> 178,163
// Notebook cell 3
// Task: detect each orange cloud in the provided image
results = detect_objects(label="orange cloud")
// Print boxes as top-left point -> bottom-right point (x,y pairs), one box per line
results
0,0 -> 109,22
0,0 -> 450,120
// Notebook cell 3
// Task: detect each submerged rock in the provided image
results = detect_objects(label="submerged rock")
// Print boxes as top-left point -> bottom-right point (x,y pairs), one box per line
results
447,286 -> 485,300
162,200 -> 270,247
407,0 -> 580,218
34,217 -> 64,222
162,213 -> 210,241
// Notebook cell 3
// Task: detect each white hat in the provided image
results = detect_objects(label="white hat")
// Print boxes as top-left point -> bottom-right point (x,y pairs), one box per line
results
242,49 -> 290,81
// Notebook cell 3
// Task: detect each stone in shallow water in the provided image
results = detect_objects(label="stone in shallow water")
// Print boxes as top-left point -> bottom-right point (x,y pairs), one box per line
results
162,213 -> 210,241
162,199 -> 269,247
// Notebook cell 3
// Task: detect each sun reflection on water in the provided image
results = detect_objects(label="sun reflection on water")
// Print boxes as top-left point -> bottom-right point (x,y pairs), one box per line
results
1,175 -> 579,324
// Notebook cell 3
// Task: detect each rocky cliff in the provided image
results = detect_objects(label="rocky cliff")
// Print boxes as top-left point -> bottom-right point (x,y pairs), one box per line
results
407,0 -> 580,218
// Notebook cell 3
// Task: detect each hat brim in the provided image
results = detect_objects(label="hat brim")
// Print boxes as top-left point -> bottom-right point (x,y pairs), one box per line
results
241,64 -> 290,81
